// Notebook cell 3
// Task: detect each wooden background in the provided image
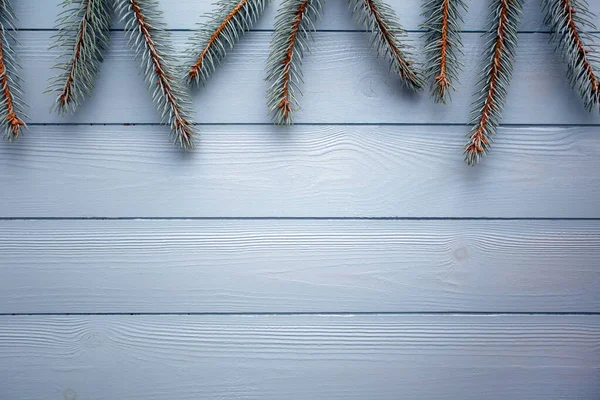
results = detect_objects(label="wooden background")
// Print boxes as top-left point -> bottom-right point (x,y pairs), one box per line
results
1,0 -> 599,399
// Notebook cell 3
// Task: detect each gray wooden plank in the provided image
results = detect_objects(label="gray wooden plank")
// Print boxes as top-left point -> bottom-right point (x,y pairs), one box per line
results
17,31 -> 600,125
1,125 -> 599,218
13,0 -> 600,31
1,220 -> 599,314
0,315 -> 598,400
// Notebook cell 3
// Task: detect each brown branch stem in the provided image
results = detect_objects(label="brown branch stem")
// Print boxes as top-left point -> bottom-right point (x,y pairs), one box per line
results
434,0 -> 451,96
58,0 -> 90,108
129,0 -> 193,147
189,0 -> 249,80
560,0 -> 600,97
0,31 -> 25,138
363,0 -> 414,81
277,0 -> 308,122
466,0 -> 510,155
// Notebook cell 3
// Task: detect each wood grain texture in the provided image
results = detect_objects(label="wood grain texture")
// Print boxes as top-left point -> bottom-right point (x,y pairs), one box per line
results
13,0 -> 600,31
1,220 -> 599,314
16,32 -> 600,125
0,315 -> 598,400
3,2 -> 599,398
1,125 -> 599,218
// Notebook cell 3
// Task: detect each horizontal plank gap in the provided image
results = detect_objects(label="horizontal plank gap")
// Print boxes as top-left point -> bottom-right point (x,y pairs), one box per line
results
1,217 -> 599,221
24,122 -> 600,127
2,312 -> 600,317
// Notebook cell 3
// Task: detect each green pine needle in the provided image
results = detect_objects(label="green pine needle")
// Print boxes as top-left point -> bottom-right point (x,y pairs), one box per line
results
116,0 -> 197,150
48,0 -> 113,115
0,0 -> 26,141
186,0 -> 270,87
421,0 -> 468,103
465,0 -> 523,166
543,0 -> 600,112
349,0 -> 424,91
266,0 -> 325,126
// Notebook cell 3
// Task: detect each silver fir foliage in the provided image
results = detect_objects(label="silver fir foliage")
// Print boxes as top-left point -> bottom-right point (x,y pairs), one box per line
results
186,0 -> 270,86
48,0 -> 112,115
543,0 -> 600,112
465,0 -> 523,166
349,0 -> 424,91
116,0 -> 197,149
266,0 -> 325,125
0,0 -> 26,141
421,0 -> 468,103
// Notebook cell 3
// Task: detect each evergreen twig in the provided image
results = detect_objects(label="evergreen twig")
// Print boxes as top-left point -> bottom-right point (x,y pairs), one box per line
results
0,0 -> 25,141
543,0 -> 600,111
116,0 -> 197,149
349,0 -> 424,91
48,0 -> 112,115
266,0 -> 325,125
465,0 -> 523,166
186,0 -> 270,86
421,0 -> 468,103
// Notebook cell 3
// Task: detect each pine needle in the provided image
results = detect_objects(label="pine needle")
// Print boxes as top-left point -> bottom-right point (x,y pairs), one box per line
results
465,0 -> 523,166
349,0 -> 424,91
116,0 -> 197,150
186,0 -> 270,86
543,0 -> 600,112
48,0 -> 112,115
266,0 -> 325,126
0,0 -> 26,141
422,0 -> 468,103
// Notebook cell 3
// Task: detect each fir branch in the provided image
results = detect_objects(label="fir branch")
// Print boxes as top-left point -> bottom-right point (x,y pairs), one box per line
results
186,0 -> 270,86
465,0 -> 522,166
0,0 -> 25,141
543,0 -> 600,111
48,0 -> 112,115
421,0 -> 468,103
266,0 -> 324,125
116,0 -> 197,149
349,0 -> 424,91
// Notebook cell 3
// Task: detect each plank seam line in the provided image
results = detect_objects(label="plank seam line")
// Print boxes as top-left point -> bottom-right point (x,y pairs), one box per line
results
1,312 -> 599,316
0,217 -> 599,221
22,122 -> 600,127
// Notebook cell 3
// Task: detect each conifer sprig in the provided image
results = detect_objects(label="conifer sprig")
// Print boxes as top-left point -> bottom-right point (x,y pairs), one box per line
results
116,0 -> 197,149
465,0 -> 522,166
349,0 -> 424,91
266,0 -> 325,125
421,0 -> 468,103
186,0 -> 270,86
48,0 -> 112,115
543,0 -> 600,111
0,0 -> 25,141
